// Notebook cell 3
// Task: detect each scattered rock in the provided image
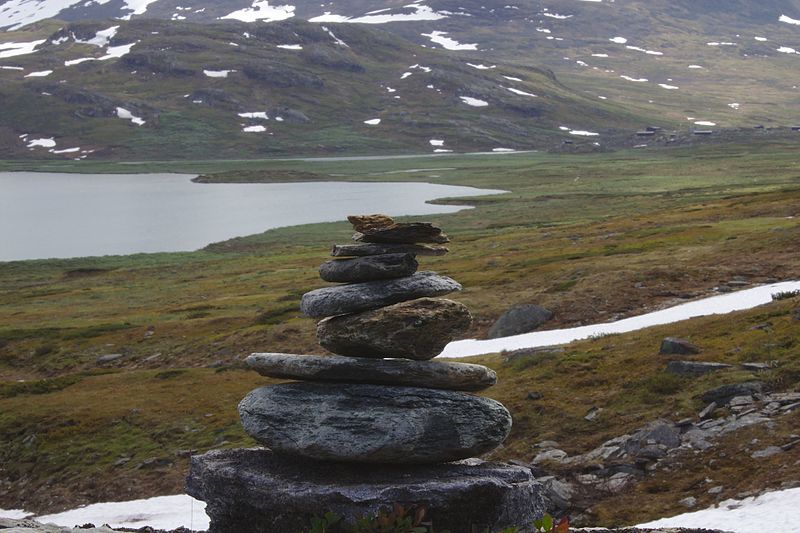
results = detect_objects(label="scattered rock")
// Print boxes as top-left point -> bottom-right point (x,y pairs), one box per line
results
316,298 -> 471,360
698,402 -> 718,419
584,406 -> 602,421
532,449 -> 568,464
659,337 -> 701,355
246,353 -> 496,392
95,353 -> 123,364
751,446 -> 783,459
187,448 -> 545,533
300,271 -> 461,318
488,304 -> 553,338
348,214 -> 449,244
741,361 -> 778,371
708,485 -> 724,495
239,383 -> 512,464
318,253 -> 418,283
527,391 -> 543,400
701,381 -> 765,405
666,361 -> 733,376
678,496 -> 698,508
331,243 -> 449,257
538,475 -> 575,512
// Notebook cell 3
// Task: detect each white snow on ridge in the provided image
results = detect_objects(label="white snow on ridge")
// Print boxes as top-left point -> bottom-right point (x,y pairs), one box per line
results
637,487 -> 800,533
467,62 -> 495,70
609,36 -> 628,44
364,118 -> 381,125
505,86 -> 537,97
688,64 -> 704,69
569,129 -> 599,136
438,280 -> 800,358
310,4 -> 448,24
658,83 -> 679,89
694,120 -> 716,126
26,137 -> 56,148
277,44 -> 302,50
221,1 -> 295,22
779,14 -> 800,25
204,69 -> 234,77
777,46 -> 799,54
24,70 -> 52,77
620,75 -> 648,82
429,139 -> 445,146
242,125 -> 266,132
0,40 -> 45,59
0,0 -> 83,30
120,0 -> 160,18
76,25 -> 119,47
421,31 -> 477,51
238,112 -> 269,119
459,96 -> 489,107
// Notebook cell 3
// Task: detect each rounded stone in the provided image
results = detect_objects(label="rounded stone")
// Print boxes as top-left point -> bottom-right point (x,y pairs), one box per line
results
318,253 -> 418,283
488,304 -> 553,339
300,271 -> 461,318
187,448 -> 546,533
316,298 -> 472,360
238,382 -> 512,464
246,352 -> 496,391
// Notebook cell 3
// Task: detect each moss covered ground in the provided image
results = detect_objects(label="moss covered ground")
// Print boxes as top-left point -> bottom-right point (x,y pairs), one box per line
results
1,141 -> 799,524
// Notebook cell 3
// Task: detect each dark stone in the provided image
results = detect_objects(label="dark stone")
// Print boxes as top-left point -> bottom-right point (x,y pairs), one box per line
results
96,353 -> 123,364
238,383 -> 511,464
488,304 -> 554,339
316,298 -> 471,360
319,253 -> 418,283
701,381 -> 765,405
666,361 -> 733,376
331,243 -> 449,257
527,391 -> 543,400
348,214 -> 449,244
187,448 -> 546,533
246,353 -> 496,391
300,271 -> 461,318
659,337 -> 701,355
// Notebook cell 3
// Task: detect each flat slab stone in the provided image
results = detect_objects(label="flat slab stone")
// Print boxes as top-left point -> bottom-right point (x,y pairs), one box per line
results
239,382 -> 511,463
319,253 -> 418,283
666,361 -> 734,376
317,298 -> 471,360
331,243 -> 448,257
348,214 -> 449,244
300,271 -> 461,318
186,448 -> 546,533
246,353 -> 496,391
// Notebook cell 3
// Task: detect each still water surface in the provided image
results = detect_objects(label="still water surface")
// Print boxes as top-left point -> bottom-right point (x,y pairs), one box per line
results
0,173 -> 505,261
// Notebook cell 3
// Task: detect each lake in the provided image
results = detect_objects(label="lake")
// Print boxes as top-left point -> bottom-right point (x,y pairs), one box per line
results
0,173 -> 505,262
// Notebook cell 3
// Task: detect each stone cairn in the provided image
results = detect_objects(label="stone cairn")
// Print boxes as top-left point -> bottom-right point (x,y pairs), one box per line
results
187,215 -> 545,533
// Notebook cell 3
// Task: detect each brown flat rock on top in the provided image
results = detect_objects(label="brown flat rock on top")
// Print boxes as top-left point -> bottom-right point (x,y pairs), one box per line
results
348,213 -> 449,244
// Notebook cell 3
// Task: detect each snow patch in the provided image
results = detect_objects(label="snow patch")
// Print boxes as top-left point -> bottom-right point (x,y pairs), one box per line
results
421,31 -> 477,51
492,148 -> 515,152
277,44 -> 303,50
777,46 -> 799,54
609,36 -> 628,44
658,83 -> 679,89
116,107 -> 145,126
439,280 -> 800,358
688,64 -> 705,69
243,125 -> 267,132
728,103 -> 740,109
24,70 -> 53,77
0,40 -> 46,59
221,1 -> 295,22
364,118 -> 381,125
505,87 -> 537,97
779,14 -> 800,25
203,69 -> 234,78
429,139 -> 445,146
310,5 -> 448,24
459,96 -> 489,107
569,130 -> 599,136
26,137 -> 56,148
466,63 -> 495,70
694,120 -> 717,126
754,36 -> 768,42
238,112 -> 269,119
637,487 -> 800,533
620,75 -> 648,82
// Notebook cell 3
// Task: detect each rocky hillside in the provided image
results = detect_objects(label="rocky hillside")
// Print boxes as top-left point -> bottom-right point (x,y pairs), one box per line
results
3,0 -> 800,159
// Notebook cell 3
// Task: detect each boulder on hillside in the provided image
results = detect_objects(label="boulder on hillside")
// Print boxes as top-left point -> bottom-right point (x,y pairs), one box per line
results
488,304 -> 553,339
659,337 -> 701,355
701,381 -> 765,405
666,361 -> 733,376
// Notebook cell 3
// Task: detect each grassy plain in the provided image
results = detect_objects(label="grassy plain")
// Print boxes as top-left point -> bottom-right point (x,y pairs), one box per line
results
1,141 -> 799,525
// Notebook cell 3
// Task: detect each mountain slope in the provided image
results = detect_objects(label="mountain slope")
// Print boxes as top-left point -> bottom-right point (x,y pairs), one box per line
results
0,18 -> 660,160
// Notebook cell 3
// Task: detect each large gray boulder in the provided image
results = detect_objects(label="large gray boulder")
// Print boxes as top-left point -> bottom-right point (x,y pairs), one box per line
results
246,353 -> 496,391
300,271 -> 461,318
239,383 -> 511,463
186,448 -> 546,533
318,253 -> 418,283
316,298 -> 471,360
660,337 -> 701,355
488,304 -> 554,338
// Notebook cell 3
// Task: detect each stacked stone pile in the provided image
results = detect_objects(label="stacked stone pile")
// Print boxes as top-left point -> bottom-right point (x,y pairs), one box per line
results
187,215 -> 546,532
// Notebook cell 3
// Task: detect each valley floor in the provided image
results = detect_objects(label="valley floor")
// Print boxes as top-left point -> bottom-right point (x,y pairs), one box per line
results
1,141 -> 799,527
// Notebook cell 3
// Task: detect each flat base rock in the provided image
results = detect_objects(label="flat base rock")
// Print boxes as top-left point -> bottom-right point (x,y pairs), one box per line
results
186,448 -> 546,533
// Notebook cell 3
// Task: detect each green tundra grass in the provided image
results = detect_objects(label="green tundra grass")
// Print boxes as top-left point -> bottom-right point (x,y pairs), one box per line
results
1,140 -> 799,525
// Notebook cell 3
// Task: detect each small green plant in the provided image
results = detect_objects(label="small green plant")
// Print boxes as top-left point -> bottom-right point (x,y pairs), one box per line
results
309,512 -> 343,533
772,290 -> 800,301
533,514 -> 569,533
